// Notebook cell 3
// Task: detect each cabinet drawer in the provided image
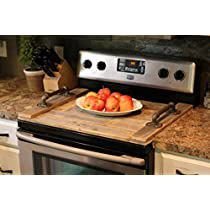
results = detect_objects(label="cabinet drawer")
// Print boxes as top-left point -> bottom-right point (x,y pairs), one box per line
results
0,136 -> 9,144
0,145 -> 20,175
0,118 -> 18,147
155,151 -> 210,175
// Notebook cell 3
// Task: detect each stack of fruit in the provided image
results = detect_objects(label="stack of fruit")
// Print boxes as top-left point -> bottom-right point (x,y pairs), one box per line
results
83,88 -> 134,112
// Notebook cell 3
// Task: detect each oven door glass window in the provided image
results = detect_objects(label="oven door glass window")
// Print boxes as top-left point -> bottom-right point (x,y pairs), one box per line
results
33,152 -> 119,175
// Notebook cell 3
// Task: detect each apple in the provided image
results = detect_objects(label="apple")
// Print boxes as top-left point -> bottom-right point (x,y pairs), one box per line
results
92,99 -> 105,111
83,96 -> 98,110
105,96 -> 120,112
86,91 -> 98,98
119,95 -> 134,112
111,92 -> 122,100
98,88 -> 111,101
120,95 -> 132,102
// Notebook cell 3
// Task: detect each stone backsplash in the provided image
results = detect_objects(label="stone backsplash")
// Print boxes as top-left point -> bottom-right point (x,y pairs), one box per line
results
39,35 -> 210,103
13,35 -> 210,73
1,35 -> 210,92
55,35 -> 209,104
56,36 -> 210,72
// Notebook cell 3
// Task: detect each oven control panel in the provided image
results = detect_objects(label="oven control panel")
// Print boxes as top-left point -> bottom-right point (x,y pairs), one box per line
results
78,51 -> 196,94
117,58 -> 146,75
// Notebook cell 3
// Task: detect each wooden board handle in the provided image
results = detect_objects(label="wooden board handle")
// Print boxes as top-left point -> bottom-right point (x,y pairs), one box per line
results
37,86 -> 71,108
18,88 -> 88,119
146,102 -> 180,128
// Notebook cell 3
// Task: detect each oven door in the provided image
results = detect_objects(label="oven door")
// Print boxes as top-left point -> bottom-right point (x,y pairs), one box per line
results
17,131 -> 145,175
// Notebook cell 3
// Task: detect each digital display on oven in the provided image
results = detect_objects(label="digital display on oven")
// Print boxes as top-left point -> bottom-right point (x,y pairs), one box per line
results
117,58 -> 145,74
126,60 -> 139,68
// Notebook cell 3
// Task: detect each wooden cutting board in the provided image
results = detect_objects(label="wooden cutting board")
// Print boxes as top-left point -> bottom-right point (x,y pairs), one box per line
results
18,91 -> 193,145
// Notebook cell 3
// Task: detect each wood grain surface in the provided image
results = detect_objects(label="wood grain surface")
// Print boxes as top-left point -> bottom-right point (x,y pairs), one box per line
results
19,93 -> 193,145
18,88 -> 88,119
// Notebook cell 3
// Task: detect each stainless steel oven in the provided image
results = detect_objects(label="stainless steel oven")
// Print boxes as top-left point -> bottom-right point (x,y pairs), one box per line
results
17,131 -> 146,175
17,51 -> 198,175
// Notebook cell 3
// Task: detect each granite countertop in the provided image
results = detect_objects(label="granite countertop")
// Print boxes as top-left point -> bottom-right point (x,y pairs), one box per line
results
0,77 -> 43,120
1,77 -> 210,160
154,107 -> 210,160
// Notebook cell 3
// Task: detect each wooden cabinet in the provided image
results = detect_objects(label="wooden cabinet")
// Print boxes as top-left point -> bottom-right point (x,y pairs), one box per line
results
155,150 -> 210,175
0,119 -> 20,175
0,118 -> 18,147
0,143 -> 20,175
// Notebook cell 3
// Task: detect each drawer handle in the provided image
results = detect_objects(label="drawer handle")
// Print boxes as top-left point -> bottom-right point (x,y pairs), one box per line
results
176,169 -> 198,175
0,133 -> 9,137
0,167 -> 13,175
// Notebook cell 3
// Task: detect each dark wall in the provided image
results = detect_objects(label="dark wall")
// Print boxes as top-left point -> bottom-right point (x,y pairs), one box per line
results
1,35 -> 209,102
1,35 -> 210,78
0,36 -> 23,77
43,36 -> 210,74
48,35 -> 209,103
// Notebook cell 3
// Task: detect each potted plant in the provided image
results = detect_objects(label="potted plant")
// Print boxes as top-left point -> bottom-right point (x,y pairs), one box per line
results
18,36 -> 45,92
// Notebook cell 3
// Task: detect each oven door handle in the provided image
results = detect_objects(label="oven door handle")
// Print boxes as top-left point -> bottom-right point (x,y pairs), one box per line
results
17,131 -> 145,167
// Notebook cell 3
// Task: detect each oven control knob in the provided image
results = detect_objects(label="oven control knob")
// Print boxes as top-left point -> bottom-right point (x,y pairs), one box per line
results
97,61 -> 106,70
158,68 -> 169,78
174,70 -> 185,81
83,60 -> 92,69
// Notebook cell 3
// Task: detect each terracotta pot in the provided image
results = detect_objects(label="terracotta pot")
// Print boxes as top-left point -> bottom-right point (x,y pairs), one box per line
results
23,68 -> 45,92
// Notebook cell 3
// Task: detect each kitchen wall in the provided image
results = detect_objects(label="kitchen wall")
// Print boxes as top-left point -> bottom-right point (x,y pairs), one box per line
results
55,35 -> 209,103
1,35 -> 210,77
44,36 -> 210,74
0,36 -> 23,78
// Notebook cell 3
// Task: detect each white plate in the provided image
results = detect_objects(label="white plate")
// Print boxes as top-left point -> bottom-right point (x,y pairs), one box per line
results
76,96 -> 143,117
